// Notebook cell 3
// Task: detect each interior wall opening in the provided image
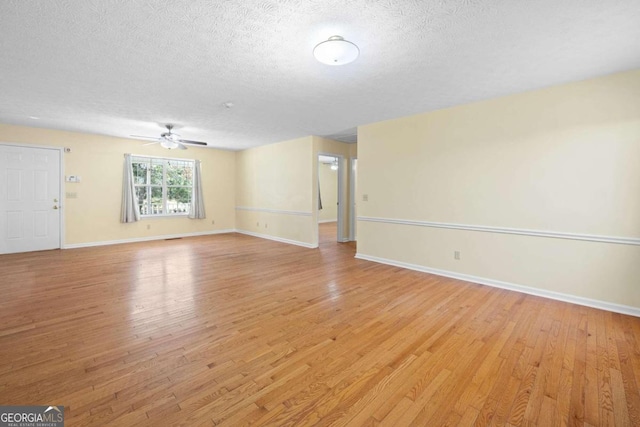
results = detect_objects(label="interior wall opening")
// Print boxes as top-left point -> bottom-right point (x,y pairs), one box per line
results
317,154 -> 343,244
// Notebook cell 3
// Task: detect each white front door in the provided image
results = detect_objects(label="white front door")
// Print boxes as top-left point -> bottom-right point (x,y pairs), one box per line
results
0,144 -> 62,254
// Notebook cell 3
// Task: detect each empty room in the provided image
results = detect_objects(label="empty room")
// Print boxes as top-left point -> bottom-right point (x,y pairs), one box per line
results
1,1 -> 639,426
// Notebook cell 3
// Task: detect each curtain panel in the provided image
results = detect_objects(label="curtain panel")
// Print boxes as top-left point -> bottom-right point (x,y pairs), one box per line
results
189,159 -> 206,219
121,153 -> 140,223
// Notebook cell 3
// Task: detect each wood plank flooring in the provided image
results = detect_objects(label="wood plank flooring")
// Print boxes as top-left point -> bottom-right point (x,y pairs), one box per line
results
1,224 -> 639,426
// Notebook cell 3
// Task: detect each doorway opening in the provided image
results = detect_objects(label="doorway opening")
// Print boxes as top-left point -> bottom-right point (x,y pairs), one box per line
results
317,154 -> 344,245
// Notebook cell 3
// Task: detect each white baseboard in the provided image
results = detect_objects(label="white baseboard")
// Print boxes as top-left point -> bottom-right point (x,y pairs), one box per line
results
64,228 -> 319,250
63,229 -> 235,249
319,219 -> 337,224
236,206 -> 312,216
355,253 -> 640,318
236,229 -> 318,249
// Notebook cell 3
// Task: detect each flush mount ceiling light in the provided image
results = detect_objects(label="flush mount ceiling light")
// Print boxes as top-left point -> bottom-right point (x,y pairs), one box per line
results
313,35 -> 359,66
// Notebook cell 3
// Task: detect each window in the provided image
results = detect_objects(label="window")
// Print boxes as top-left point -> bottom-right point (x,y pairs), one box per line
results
131,156 -> 194,216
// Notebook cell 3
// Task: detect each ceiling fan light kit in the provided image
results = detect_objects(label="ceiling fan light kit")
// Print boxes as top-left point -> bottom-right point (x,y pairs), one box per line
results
160,139 -> 181,150
313,35 -> 359,65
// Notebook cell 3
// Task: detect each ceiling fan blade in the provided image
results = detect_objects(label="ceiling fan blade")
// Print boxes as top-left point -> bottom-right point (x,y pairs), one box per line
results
142,141 -> 160,146
178,139 -> 208,146
130,135 -> 160,141
177,143 -> 188,150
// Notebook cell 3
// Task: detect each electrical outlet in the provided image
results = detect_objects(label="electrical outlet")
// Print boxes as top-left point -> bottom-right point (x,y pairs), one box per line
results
265,223 -> 268,228
256,222 -> 259,227
454,251 -> 461,260
362,194 -> 369,202
211,220 -> 215,225
147,224 -> 151,230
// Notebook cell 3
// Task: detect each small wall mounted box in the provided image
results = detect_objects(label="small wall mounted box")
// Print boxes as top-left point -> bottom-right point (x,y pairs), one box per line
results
65,175 -> 81,183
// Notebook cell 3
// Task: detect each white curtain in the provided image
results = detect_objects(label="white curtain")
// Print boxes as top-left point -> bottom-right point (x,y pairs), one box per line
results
189,159 -> 206,219
121,154 -> 140,223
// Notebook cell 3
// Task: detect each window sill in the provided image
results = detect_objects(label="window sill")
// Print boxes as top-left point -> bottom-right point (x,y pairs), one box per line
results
141,213 -> 190,219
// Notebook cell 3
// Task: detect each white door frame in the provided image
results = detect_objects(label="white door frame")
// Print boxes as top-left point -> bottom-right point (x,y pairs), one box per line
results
0,142 -> 65,251
317,152 -> 345,242
349,157 -> 357,242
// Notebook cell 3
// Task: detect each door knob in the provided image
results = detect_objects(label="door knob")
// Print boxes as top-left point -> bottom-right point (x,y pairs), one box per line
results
53,205 -> 59,210
53,198 -> 58,202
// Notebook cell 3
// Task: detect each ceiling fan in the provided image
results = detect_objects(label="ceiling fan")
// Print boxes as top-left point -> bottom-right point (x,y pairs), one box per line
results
130,124 -> 208,150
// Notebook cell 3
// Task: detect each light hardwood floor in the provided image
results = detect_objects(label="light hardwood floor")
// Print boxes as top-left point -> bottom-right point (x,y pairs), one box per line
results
1,225 -> 639,426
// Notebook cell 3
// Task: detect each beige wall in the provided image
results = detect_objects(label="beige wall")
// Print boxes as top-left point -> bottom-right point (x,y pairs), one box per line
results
0,124 -> 354,250
0,124 -> 236,245
318,162 -> 338,222
234,135 -> 355,247
357,69 -> 640,309
235,136 -> 315,246
349,143 -> 358,159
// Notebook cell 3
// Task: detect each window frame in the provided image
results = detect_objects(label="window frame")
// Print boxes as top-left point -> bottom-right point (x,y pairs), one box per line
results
131,155 -> 195,218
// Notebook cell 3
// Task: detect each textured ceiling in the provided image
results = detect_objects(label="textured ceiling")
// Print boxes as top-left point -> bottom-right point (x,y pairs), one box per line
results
1,0 -> 639,150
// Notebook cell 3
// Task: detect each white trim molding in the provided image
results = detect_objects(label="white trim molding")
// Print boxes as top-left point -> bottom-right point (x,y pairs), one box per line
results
319,219 -> 337,224
235,229 -> 317,249
355,253 -> 640,318
357,216 -> 640,246
349,157 -> 357,242
64,228 -> 319,250
236,206 -> 312,216
63,229 -> 235,249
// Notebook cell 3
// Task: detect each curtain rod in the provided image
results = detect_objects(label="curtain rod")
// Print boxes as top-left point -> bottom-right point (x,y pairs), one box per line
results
125,153 -> 198,162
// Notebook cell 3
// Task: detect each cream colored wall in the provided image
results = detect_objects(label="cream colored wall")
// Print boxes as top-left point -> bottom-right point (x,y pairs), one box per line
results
234,135 -> 354,247
357,69 -> 640,309
348,143 -> 358,158
0,123 -> 236,245
235,136 -> 315,245
0,124 -> 349,249
318,162 -> 338,222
